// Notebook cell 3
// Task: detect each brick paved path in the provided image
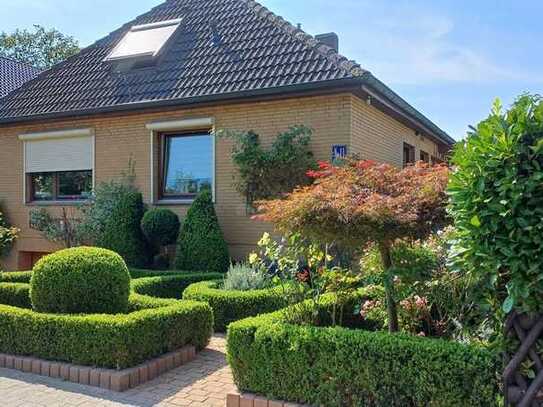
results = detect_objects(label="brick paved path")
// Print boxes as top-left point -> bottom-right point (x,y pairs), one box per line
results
0,335 -> 235,407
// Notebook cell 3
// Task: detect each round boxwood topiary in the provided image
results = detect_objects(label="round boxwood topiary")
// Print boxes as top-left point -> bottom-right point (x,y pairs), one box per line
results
141,208 -> 180,248
30,247 -> 131,314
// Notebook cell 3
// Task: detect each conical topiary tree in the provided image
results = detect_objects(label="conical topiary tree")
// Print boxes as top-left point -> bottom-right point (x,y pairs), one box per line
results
175,191 -> 229,273
98,191 -> 150,268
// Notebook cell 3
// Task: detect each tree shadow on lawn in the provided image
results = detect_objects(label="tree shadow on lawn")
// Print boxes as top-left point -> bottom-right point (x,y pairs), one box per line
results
0,335 -> 234,407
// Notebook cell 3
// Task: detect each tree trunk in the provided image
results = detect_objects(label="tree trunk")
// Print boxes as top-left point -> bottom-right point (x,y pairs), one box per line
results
379,242 -> 399,333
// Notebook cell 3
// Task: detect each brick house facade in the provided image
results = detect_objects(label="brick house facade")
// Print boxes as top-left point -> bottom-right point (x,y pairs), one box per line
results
0,0 -> 453,270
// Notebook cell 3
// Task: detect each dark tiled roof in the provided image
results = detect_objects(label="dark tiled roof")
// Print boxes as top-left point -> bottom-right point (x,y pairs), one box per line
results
0,57 -> 40,99
0,0 -> 363,121
0,0 -> 454,145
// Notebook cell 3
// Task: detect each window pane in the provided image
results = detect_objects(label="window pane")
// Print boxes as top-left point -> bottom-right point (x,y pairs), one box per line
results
58,171 -> 93,200
31,173 -> 54,201
163,134 -> 212,198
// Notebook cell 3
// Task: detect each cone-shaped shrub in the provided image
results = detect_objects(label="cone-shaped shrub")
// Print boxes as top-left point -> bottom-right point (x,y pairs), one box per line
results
175,191 -> 229,273
98,191 -> 150,268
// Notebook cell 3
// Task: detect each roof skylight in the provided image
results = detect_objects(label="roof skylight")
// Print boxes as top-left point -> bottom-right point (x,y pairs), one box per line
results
105,19 -> 182,62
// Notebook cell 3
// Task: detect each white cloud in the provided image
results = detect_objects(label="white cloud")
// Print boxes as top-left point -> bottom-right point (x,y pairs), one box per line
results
337,3 -> 542,86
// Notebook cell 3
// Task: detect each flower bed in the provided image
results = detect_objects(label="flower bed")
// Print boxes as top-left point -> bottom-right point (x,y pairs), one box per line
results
227,302 -> 499,407
183,280 -> 288,332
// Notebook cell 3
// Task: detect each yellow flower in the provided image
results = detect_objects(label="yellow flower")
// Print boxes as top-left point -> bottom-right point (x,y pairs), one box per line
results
258,232 -> 271,247
249,253 -> 259,265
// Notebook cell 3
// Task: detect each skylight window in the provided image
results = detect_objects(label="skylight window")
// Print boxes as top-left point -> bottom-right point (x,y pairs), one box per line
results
105,19 -> 182,62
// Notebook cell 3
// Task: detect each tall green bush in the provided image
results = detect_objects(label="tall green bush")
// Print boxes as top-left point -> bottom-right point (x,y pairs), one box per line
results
449,94 -> 543,314
175,191 -> 229,273
97,191 -> 150,268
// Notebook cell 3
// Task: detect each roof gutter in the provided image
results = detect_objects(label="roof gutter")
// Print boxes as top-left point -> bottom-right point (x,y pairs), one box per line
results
0,74 -> 454,147
0,77 -> 361,126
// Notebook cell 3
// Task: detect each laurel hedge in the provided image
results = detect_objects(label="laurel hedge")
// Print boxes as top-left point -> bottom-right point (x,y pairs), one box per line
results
227,301 -> 499,407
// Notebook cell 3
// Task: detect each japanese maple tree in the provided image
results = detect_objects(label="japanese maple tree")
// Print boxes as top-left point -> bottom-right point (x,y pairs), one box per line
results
255,159 -> 449,332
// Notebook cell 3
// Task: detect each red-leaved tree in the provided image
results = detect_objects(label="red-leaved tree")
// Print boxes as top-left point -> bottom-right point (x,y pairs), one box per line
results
254,160 -> 450,332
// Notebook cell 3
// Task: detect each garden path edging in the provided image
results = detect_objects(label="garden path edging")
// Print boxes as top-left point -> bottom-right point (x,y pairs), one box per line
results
227,391 -> 311,407
0,345 -> 196,392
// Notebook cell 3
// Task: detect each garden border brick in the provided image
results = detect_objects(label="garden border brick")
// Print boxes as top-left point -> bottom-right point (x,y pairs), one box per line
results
0,345 -> 196,392
227,392 -> 310,407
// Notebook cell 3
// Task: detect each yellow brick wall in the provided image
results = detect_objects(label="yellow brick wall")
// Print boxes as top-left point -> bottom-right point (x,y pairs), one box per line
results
351,96 -> 439,166
0,93 -> 352,270
0,92 -> 444,271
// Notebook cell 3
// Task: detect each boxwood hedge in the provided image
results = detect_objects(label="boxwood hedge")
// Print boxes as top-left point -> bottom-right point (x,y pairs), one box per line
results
183,281 -> 288,332
131,273 -> 223,299
227,303 -> 499,407
0,283 -> 31,308
0,291 -> 212,369
30,247 -> 131,314
0,271 -> 32,284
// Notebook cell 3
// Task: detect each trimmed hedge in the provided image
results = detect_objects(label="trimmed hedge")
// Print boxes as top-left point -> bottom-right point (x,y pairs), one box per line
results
0,295 -> 212,369
131,273 -> 224,299
183,281 -> 288,332
0,283 -> 31,308
0,271 -> 32,284
227,303 -> 499,407
30,247 -> 131,314
129,268 -> 194,279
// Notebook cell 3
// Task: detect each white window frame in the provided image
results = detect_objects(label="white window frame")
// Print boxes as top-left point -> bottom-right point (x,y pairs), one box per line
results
19,128 -> 95,205
146,117 -> 216,205
104,18 -> 182,62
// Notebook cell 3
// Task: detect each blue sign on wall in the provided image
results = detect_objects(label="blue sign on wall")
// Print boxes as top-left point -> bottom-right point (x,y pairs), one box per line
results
332,144 -> 348,161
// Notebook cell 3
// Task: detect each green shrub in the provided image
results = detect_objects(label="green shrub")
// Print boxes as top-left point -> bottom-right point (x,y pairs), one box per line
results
0,204 -> 18,258
141,209 -> 180,248
0,283 -> 30,308
131,272 -> 224,299
183,280 -> 287,332
0,295 -> 213,369
449,95 -> 543,315
0,270 -> 32,283
219,125 -> 318,204
129,268 -> 187,279
223,263 -> 268,291
30,247 -> 131,314
227,303 -> 499,407
175,191 -> 229,273
97,191 -> 150,268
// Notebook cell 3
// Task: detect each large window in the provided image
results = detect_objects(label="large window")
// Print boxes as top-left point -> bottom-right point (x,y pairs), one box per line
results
29,171 -> 92,202
161,132 -> 213,200
20,129 -> 94,204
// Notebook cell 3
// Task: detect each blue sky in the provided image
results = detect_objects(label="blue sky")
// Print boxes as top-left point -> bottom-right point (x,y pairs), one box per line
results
2,0 -> 541,140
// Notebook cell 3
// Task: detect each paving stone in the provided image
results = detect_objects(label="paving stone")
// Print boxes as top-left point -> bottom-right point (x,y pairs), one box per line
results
0,335 -> 237,406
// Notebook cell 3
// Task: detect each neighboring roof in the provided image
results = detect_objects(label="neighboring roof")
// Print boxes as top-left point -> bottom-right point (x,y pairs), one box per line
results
0,0 -> 454,146
0,57 -> 40,99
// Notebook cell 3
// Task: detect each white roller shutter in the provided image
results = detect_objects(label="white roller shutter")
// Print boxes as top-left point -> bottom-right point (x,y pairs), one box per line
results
20,129 -> 94,173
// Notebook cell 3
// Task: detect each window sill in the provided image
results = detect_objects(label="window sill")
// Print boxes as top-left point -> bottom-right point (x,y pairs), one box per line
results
26,200 -> 89,207
155,199 -> 195,206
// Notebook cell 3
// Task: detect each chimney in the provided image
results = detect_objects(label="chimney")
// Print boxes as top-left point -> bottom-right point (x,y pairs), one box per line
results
315,32 -> 339,52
